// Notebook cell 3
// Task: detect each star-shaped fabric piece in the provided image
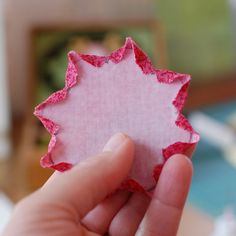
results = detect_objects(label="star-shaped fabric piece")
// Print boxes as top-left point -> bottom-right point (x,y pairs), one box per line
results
35,37 -> 199,192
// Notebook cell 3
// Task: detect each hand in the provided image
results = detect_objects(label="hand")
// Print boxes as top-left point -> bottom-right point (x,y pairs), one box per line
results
3,133 -> 193,236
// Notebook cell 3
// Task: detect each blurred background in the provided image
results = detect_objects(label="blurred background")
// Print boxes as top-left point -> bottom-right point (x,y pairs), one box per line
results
0,0 -> 236,235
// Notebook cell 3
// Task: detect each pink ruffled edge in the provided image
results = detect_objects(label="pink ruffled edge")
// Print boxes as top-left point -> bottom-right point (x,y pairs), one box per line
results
34,37 -> 200,192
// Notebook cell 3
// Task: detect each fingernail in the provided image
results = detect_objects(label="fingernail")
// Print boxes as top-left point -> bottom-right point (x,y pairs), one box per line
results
170,154 -> 192,165
103,133 -> 127,152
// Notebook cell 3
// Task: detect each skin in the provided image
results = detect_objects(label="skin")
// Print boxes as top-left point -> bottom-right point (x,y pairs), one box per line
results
3,133 -> 193,236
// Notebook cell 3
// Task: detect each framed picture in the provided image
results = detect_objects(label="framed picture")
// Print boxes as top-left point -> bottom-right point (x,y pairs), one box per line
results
34,23 -> 167,104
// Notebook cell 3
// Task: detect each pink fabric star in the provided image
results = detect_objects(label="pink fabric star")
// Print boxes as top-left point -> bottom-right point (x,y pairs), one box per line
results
35,37 -> 199,192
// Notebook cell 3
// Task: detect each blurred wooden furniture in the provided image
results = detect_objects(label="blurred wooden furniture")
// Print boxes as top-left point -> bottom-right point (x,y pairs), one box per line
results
186,75 -> 236,111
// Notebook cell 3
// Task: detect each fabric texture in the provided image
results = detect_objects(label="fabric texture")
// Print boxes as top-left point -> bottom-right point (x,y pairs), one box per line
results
34,37 -> 199,192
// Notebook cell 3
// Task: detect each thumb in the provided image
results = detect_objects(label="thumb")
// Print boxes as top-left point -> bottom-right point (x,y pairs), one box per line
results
40,133 -> 134,218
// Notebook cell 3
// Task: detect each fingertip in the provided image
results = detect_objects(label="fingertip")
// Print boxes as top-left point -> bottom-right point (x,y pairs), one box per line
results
166,154 -> 193,178
119,133 -> 135,154
109,133 -> 135,167
103,133 -> 134,155
122,133 -> 135,158
103,133 -> 129,152
154,154 -> 193,209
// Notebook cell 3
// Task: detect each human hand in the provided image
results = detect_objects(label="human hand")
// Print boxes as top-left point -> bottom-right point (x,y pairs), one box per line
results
3,133 -> 193,236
